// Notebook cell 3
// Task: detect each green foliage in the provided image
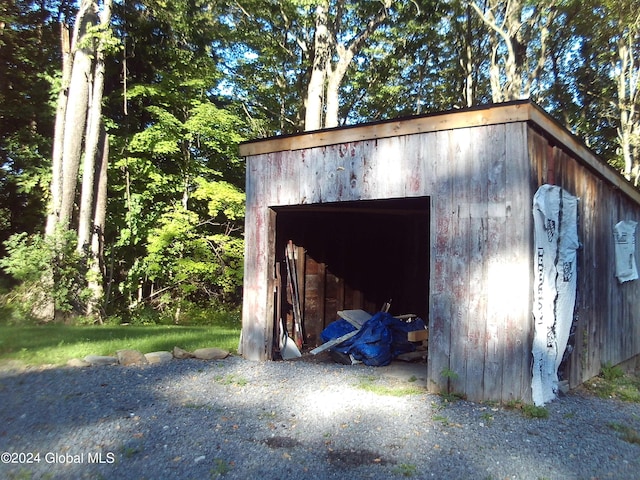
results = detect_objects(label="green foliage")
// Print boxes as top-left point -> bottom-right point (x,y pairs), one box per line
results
609,422 -> 640,445
392,463 -> 418,477
192,178 -> 246,221
142,181 -> 245,313
440,368 -> 459,380
522,405 -> 549,419
601,363 -> 625,381
0,230 -> 89,321
211,458 -> 232,477
584,366 -> 640,402
504,400 -> 549,419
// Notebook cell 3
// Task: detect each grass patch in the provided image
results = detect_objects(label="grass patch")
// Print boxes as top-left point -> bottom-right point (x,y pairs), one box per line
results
356,375 -> 425,397
583,365 -> 640,403
522,404 -> 549,419
439,392 -> 465,402
210,458 -> 232,477
213,373 -> 248,386
392,463 -> 417,477
609,422 -> 640,445
504,400 -> 549,419
0,321 -> 241,367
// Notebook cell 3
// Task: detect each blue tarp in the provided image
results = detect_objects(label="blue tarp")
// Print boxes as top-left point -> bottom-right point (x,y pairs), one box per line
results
320,312 -> 427,367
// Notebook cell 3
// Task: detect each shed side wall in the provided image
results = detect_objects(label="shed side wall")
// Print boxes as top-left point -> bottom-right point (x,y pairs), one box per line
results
529,127 -> 640,387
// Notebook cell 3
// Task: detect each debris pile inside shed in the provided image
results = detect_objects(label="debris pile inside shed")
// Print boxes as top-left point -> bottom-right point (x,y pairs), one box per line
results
279,306 -> 428,366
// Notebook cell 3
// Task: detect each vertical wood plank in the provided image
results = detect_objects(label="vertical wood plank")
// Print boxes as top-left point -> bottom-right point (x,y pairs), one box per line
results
447,128 -> 471,396
324,269 -> 341,327
427,130 -> 453,395
300,147 -> 322,204
303,255 -> 326,346
404,135 -> 426,197
484,123 -> 507,400
274,150 -> 301,206
373,135 -> 406,199
242,155 -> 272,360
464,126 -> 488,401
321,144 -> 340,203
503,123 -> 531,402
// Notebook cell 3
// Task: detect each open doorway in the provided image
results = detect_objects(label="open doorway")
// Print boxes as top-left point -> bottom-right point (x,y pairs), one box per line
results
272,196 -> 431,350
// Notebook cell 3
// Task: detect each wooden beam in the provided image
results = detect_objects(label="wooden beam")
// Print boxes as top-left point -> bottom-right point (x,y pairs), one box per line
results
239,101 -> 531,156
310,330 -> 358,355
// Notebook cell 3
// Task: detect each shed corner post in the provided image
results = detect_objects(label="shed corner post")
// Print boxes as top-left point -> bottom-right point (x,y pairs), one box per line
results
240,201 -> 276,361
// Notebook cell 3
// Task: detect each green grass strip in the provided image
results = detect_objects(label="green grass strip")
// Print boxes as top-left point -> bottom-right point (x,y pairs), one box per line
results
0,324 -> 240,366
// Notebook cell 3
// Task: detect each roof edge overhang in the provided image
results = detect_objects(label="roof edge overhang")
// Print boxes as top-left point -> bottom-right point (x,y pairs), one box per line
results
239,100 -> 640,206
240,99 -> 530,157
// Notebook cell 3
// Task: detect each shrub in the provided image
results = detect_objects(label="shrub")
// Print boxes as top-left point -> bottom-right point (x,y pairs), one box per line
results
0,229 -> 88,322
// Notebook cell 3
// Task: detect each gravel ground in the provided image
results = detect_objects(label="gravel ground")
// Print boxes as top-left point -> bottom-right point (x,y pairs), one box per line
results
1,354 -> 639,480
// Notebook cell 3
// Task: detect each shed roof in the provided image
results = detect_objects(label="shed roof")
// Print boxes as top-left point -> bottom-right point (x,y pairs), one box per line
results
239,100 -> 640,206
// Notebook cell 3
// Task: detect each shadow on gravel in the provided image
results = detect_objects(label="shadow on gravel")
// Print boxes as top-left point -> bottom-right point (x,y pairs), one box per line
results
1,357 -> 639,480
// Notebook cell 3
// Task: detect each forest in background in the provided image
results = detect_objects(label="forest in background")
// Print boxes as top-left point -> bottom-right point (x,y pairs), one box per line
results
0,0 -> 638,324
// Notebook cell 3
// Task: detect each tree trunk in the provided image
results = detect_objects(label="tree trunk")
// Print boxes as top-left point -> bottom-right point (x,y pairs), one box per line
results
46,21 -> 72,236
87,128 -> 109,319
489,35 -> 502,103
615,36 -> 639,182
44,1 -> 112,320
58,5 -> 98,229
472,0 -> 554,102
325,52 -> 350,129
304,1 -> 331,131
462,4 -> 474,108
305,0 -> 390,131
78,0 -> 112,253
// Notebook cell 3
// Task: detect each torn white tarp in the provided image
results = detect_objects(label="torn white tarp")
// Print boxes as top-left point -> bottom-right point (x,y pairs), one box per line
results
531,185 -> 579,406
614,220 -> 638,283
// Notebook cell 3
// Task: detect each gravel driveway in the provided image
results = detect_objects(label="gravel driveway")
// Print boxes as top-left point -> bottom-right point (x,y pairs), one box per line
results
1,355 -> 639,480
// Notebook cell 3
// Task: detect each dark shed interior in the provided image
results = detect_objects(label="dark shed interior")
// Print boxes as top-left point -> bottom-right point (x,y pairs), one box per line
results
273,196 -> 430,348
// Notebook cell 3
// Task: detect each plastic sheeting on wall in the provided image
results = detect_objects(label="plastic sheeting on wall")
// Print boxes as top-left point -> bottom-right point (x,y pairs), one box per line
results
614,220 -> 638,283
531,184 -> 579,406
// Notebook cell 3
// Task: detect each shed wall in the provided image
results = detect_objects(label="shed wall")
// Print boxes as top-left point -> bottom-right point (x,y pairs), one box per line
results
242,121 -> 535,403
528,128 -> 640,388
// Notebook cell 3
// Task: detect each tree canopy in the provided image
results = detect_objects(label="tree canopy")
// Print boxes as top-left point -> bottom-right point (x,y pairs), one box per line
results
1,0 -> 639,322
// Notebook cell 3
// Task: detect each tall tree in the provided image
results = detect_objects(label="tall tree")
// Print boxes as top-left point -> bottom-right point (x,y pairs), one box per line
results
0,0 -> 63,257
304,0 -> 393,130
607,3 -> 640,183
44,0 -> 114,319
102,0 -> 247,314
471,0 -> 557,102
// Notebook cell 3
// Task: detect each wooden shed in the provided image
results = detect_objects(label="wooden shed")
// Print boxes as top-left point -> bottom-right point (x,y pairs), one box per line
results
239,100 -> 640,404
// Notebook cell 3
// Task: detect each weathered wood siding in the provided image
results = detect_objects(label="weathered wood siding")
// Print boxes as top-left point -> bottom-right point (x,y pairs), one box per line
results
242,101 -> 640,404
528,127 -> 640,387
426,124 -> 532,403
243,120 -> 534,403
